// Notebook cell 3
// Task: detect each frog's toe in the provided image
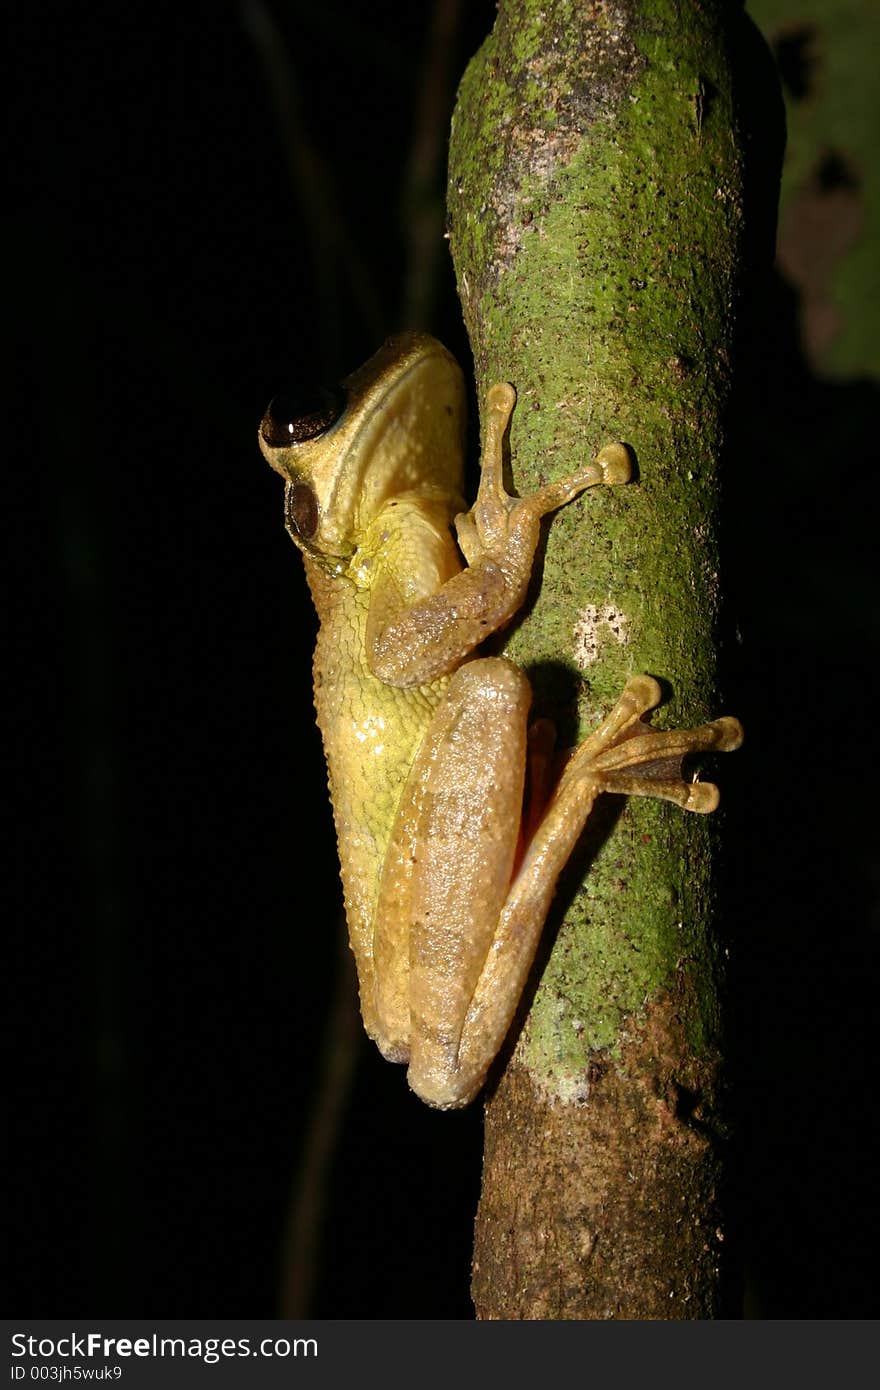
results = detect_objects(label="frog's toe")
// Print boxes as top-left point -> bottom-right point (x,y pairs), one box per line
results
594,442 -> 632,486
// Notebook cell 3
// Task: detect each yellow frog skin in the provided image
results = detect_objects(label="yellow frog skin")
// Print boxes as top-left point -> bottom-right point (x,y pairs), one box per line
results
259,332 -> 743,1109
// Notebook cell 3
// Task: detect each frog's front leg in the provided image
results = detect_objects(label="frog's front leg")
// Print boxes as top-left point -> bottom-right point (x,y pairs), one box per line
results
365,384 -> 631,689
371,666 -> 742,1109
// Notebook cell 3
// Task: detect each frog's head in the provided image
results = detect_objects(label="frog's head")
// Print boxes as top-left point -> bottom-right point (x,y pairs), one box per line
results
259,332 -> 466,567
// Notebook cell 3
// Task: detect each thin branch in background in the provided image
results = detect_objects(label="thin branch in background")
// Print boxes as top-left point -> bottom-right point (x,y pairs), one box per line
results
398,0 -> 464,328
242,0 -> 385,366
277,915 -> 361,1318
248,0 -> 473,1316
243,0 -> 371,1314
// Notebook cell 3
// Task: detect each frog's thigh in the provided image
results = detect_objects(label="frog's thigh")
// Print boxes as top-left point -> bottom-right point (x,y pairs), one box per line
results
372,657 -> 530,1082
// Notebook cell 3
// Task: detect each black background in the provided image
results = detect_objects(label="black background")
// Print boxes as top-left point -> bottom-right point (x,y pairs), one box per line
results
8,1 -> 879,1318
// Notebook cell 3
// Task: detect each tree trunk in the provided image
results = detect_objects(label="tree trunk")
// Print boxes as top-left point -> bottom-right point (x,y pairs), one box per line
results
447,0 -> 772,1319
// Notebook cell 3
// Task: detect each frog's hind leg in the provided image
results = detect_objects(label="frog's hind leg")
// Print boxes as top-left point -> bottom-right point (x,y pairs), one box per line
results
445,676 -> 742,1108
371,656 -> 532,1087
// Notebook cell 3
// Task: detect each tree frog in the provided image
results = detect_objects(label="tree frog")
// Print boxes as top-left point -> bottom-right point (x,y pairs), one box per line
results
259,332 -> 742,1109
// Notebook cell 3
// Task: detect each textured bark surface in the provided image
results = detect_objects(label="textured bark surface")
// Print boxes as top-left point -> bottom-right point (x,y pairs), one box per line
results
447,0 -> 769,1318
473,980 -> 725,1318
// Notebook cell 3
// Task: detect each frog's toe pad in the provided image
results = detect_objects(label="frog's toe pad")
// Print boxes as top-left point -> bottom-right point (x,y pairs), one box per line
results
595,442 -> 632,487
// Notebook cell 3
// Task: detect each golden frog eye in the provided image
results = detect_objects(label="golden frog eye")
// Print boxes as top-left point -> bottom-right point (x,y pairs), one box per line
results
284,481 -> 319,540
260,384 -> 345,447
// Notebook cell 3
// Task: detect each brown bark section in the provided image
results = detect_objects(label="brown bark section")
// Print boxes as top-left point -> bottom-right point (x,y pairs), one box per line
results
472,976 -> 726,1319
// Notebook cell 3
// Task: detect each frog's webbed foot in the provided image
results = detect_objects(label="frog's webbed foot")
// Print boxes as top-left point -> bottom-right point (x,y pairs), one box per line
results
454,382 -> 631,566
562,674 -> 743,813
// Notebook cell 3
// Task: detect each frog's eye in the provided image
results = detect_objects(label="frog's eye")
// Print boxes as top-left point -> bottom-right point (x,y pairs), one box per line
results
261,385 -> 345,447
285,481 -> 319,541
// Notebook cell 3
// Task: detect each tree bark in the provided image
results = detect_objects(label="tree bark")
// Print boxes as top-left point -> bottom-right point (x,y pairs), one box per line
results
447,0 -> 770,1318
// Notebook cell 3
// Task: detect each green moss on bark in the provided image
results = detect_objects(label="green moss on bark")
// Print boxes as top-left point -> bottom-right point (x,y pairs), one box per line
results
449,0 -> 766,1317
449,0 -> 743,1092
